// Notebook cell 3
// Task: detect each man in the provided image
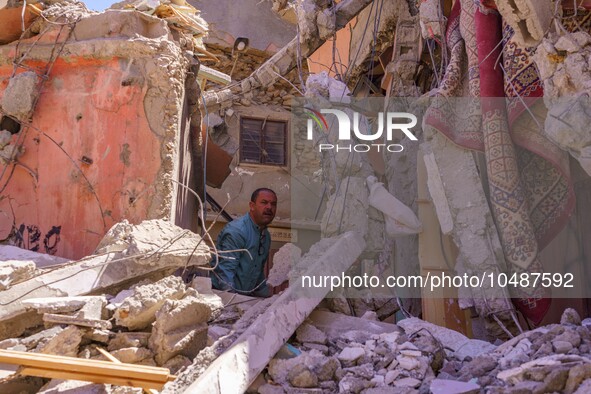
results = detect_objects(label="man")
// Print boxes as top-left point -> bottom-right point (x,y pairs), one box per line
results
210,188 -> 277,297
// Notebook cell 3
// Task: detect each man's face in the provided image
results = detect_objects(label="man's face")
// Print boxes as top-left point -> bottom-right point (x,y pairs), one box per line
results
249,191 -> 277,228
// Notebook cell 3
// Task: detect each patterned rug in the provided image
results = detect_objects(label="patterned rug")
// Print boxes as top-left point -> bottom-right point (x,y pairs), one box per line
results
424,0 -> 576,325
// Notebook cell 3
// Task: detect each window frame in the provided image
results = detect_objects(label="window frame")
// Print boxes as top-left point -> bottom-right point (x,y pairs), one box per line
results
239,116 -> 288,167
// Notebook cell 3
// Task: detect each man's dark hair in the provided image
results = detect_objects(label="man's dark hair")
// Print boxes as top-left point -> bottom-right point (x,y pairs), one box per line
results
251,188 -> 277,202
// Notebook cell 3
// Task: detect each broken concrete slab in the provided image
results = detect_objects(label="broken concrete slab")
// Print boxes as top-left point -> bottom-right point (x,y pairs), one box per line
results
495,0 -> 553,46
20,326 -> 63,350
114,276 -> 186,330
163,355 -> 192,375
22,296 -> 106,314
177,231 -> 365,394
397,317 -> 496,361
1,71 -> 38,121
149,289 -> 213,365
203,0 -> 374,109
367,175 -> 422,237
430,378 -> 480,394
108,347 -> 154,364
267,243 -> 301,287
0,220 -> 210,340
296,324 -> 327,345
0,260 -> 36,291
42,314 -> 112,330
321,177 -> 369,238
77,296 -> 106,320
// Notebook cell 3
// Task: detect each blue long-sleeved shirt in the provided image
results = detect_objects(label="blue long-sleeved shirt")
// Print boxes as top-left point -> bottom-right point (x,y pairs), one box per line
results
210,214 -> 270,295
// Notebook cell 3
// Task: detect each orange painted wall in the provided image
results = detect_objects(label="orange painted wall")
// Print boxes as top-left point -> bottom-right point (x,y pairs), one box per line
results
307,26 -> 353,78
0,57 -> 163,259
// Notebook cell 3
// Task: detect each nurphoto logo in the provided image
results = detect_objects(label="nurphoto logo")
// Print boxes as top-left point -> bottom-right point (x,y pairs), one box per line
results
305,108 -> 418,153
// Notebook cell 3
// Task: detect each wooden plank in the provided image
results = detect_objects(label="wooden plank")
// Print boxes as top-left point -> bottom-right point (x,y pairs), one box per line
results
0,350 -> 171,382
20,367 -> 165,390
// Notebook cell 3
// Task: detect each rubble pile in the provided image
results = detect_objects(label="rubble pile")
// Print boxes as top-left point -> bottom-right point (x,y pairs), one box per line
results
533,31 -> 591,176
256,309 -> 591,394
201,43 -> 303,109
2,222 -> 591,394
0,274 -> 224,391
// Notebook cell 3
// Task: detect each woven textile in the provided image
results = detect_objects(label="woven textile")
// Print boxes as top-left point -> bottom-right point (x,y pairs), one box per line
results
424,0 -> 576,325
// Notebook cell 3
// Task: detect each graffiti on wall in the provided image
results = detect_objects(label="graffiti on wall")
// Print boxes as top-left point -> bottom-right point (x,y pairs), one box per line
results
13,224 -> 62,255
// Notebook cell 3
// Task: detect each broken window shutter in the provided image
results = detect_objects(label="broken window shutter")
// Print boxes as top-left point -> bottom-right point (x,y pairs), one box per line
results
240,118 -> 263,163
262,121 -> 286,165
240,117 -> 286,165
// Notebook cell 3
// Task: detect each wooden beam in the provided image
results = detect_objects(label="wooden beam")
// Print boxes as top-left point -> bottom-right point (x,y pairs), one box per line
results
0,349 -> 174,390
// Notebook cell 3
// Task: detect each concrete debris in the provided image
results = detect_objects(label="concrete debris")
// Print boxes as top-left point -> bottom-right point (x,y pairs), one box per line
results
296,323 -> 327,345
419,138 -> 514,318
148,288 -> 214,365
0,245 -> 68,284
533,32 -> 591,176
0,219 -> 210,340
563,308 -> 583,326
0,260 -> 36,291
36,296 -> 110,329
367,176 -> 422,237
162,355 -> 192,375
108,347 -> 154,364
267,243 -> 301,287
1,71 -> 38,121
35,325 -> 83,357
22,296 -> 104,314
419,0 -> 444,39
203,0 -> 374,108
397,317 -> 496,361
321,177 -> 369,238
114,276 -> 186,330
254,307 -> 591,393
42,314 -> 112,330
495,0 -> 554,46
37,379 -> 109,394
84,329 -> 112,345
177,231 -> 365,393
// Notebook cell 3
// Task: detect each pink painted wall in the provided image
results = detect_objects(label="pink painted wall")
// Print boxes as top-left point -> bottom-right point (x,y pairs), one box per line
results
0,57 -> 163,260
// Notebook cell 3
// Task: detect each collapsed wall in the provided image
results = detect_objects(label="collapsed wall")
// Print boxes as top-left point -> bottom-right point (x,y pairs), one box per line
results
0,7 -> 190,259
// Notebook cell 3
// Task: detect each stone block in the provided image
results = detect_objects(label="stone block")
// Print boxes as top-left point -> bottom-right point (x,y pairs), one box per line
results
149,290 -> 215,364
1,71 -> 38,121
114,276 -> 186,330
108,332 -> 150,351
